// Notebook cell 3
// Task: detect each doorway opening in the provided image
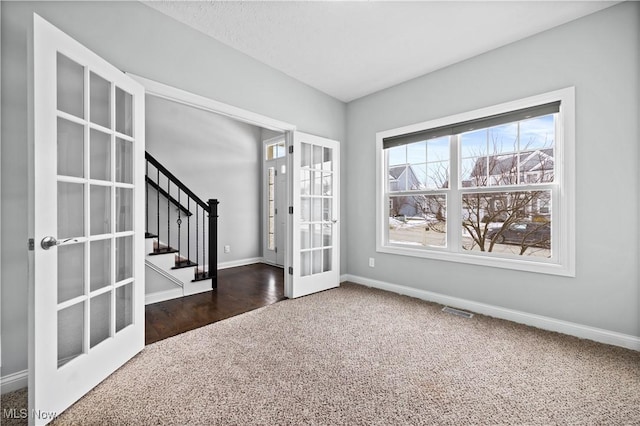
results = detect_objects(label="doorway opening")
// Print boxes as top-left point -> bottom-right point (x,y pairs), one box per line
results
130,74 -> 295,341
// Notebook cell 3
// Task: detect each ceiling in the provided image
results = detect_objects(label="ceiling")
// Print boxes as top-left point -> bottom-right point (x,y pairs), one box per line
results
144,1 -> 619,103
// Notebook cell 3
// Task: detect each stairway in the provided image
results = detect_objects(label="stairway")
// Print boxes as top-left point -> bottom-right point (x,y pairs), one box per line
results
144,234 -> 213,304
143,151 -> 218,305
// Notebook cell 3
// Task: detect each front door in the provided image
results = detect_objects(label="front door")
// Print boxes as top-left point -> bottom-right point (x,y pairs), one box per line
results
264,137 -> 286,267
30,15 -> 145,424
286,132 -> 340,298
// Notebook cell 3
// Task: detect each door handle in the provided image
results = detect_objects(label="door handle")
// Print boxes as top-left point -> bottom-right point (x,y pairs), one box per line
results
41,236 -> 78,250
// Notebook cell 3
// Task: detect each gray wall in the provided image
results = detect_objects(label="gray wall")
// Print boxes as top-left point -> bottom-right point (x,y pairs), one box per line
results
346,2 -> 639,337
1,1 -> 346,378
146,95 -> 263,264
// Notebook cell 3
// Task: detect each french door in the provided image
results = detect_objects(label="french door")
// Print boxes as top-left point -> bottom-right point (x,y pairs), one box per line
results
286,132 -> 340,298
30,15 -> 145,424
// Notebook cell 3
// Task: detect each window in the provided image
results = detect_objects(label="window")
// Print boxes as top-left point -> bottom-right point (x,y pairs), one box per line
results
267,166 -> 276,250
266,140 -> 286,160
376,88 -> 575,276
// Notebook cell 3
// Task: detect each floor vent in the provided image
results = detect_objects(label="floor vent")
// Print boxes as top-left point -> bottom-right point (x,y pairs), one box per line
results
442,306 -> 474,319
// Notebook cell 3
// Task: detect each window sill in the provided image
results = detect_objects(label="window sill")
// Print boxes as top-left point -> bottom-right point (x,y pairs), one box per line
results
376,243 -> 575,277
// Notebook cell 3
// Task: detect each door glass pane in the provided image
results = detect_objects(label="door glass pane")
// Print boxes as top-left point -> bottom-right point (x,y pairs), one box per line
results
116,188 -> 133,232
300,197 -> 310,222
322,225 -> 332,247
90,129 -> 111,181
312,224 -> 322,248
300,251 -> 311,277
322,173 -> 332,196
116,236 -> 133,282
57,53 -> 84,118
90,185 -> 111,235
300,225 -> 311,250
58,302 -> 84,368
90,72 -> 111,128
312,198 -> 322,222
115,138 -> 133,184
90,292 -> 111,348
323,198 -> 332,222
58,242 -> 85,303
323,147 -> 333,171
116,282 -> 133,332
312,171 -> 322,195
58,182 -> 84,239
312,249 -> 322,274
312,145 -> 323,169
90,239 -> 111,292
57,118 -> 84,178
301,142 -> 311,168
323,248 -> 332,272
300,170 -> 310,195
115,87 -> 133,136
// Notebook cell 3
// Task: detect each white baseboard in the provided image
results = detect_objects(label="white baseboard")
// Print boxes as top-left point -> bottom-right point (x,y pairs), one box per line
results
261,259 -> 284,268
342,274 -> 640,351
1,369 -> 27,394
217,257 -> 263,270
145,287 -> 184,305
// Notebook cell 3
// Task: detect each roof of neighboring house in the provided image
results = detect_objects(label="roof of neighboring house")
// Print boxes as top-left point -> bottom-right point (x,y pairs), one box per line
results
471,148 -> 554,177
388,164 -> 421,190
388,164 -> 407,180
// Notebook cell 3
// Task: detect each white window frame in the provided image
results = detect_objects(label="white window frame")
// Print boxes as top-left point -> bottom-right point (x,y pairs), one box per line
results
376,87 -> 575,276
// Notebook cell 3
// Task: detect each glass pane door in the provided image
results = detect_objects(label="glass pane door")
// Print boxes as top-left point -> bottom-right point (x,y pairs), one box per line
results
32,15 -> 145,422
288,132 -> 340,298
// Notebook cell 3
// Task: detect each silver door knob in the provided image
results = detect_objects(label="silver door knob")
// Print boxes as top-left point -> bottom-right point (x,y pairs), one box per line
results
41,236 -> 78,249
41,236 -> 58,250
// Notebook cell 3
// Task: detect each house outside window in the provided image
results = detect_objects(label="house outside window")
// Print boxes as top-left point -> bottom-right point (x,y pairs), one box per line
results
376,88 -> 575,276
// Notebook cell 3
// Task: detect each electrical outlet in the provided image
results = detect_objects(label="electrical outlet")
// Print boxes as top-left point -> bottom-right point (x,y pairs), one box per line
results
368,257 -> 375,268
224,245 -> 231,253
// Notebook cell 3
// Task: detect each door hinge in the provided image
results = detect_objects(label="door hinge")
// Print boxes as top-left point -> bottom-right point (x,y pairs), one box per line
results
289,206 -> 293,214
288,267 -> 293,275
275,208 -> 277,215
28,238 -> 35,251
274,247 -> 278,253
289,145 -> 294,154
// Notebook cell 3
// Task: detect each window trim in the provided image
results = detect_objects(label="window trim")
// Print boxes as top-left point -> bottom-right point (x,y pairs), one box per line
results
376,87 -> 575,276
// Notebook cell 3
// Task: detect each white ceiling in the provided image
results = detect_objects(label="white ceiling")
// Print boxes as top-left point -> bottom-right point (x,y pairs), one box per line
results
144,1 -> 619,103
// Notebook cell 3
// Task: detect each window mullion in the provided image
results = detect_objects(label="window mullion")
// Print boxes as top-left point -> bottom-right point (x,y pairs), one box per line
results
449,134 -> 461,251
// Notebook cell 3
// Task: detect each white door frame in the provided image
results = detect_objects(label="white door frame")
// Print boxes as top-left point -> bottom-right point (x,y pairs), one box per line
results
127,74 -> 298,281
127,74 -> 296,134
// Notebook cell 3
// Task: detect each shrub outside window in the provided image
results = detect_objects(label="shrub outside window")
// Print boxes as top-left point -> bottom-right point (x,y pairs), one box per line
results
376,88 -> 575,276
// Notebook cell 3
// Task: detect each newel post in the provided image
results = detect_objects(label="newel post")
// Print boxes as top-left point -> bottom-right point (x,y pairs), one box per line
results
208,199 -> 219,289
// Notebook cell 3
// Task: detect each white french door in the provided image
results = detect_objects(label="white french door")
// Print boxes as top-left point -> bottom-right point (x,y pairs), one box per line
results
286,132 -> 340,298
30,15 -> 145,424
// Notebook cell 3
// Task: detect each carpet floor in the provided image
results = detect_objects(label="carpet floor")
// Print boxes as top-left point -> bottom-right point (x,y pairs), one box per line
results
3,282 -> 639,425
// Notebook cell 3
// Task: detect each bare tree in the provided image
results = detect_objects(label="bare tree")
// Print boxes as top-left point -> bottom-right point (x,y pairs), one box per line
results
461,141 -> 553,255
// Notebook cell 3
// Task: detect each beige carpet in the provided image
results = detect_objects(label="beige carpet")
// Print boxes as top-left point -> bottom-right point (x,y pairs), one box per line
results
3,283 -> 639,425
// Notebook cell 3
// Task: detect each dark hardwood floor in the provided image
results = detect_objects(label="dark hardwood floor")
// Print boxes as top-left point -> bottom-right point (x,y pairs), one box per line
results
145,263 -> 285,345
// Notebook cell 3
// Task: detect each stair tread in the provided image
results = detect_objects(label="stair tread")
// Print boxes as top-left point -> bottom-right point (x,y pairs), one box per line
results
172,259 -> 198,270
149,247 -> 179,255
193,270 -> 215,282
